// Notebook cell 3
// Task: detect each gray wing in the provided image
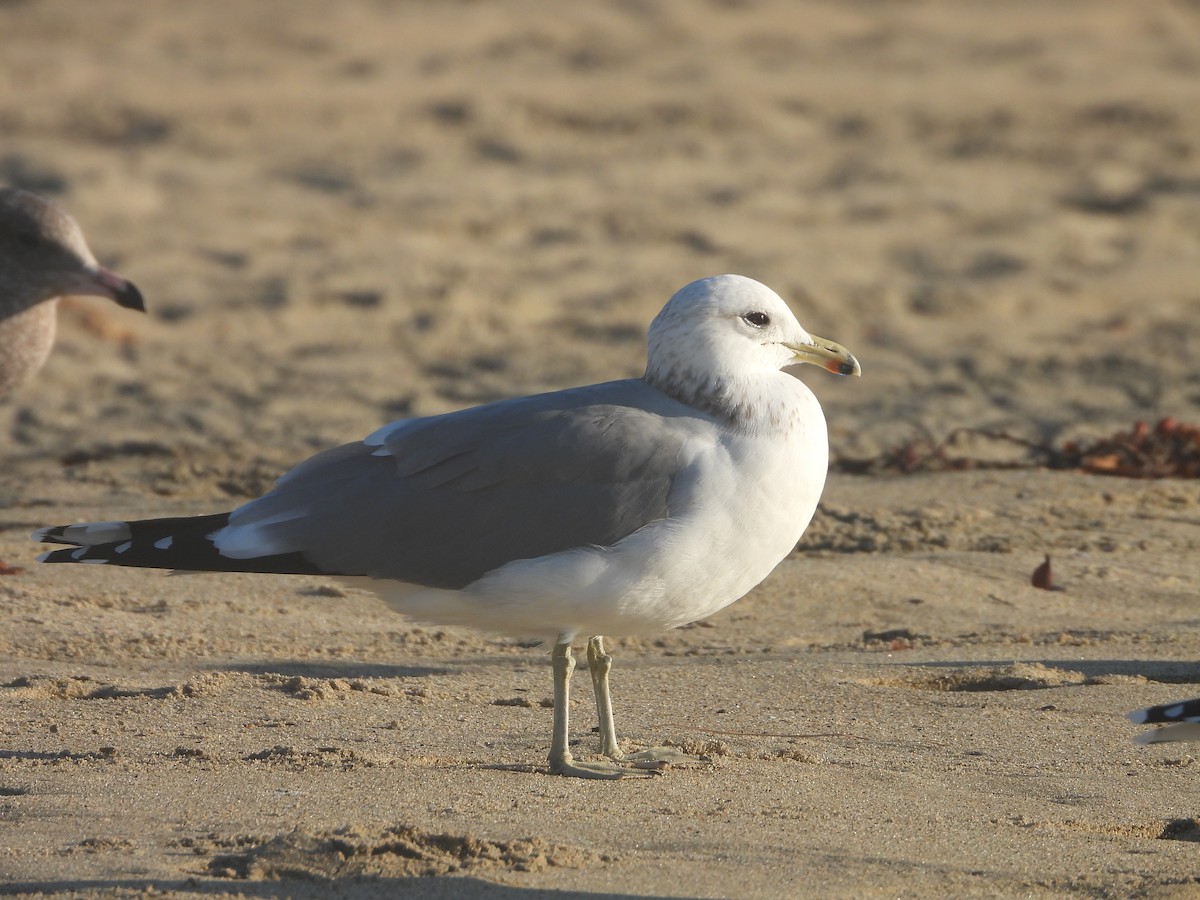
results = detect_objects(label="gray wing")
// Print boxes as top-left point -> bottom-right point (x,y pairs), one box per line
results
216,379 -> 715,589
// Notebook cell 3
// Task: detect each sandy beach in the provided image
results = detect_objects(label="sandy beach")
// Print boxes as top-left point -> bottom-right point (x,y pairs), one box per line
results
3,1 -> 1200,896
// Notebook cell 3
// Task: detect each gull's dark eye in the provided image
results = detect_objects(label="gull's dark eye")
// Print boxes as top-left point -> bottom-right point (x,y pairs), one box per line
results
743,311 -> 770,328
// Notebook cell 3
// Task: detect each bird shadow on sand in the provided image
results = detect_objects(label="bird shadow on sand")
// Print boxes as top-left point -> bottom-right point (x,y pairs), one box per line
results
217,661 -> 453,679
877,657 -> 1200,687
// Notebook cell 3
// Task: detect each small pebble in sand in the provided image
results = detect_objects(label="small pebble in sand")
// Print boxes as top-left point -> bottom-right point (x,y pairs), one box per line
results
1030,554 -> 1055,590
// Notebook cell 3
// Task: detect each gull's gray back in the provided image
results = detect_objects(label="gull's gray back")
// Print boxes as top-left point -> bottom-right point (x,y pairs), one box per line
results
222,379 -> 720,589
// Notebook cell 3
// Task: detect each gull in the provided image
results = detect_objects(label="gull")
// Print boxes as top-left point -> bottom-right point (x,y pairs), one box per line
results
1128,699 -> 1200,744
34,274 -> 859,778
0,186 -> 145,399
1,187 -> 144,574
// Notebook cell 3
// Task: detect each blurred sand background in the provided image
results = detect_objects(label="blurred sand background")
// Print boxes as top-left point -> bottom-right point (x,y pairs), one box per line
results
3,1 -> 1200,896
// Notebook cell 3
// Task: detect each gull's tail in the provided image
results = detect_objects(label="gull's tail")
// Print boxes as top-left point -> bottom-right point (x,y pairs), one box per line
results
1127,698 -> 1200,744
33,514 -> 327,575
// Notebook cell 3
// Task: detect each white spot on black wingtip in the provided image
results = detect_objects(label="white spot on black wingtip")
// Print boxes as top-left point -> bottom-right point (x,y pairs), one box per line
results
79,558 -> 109,565
1165,703 -> 1186,720
35,551 -> 51,563
114,541 -> 132,554
154,536 -> 173,550
55,521 -> 132,545
1127,708 -> 1150,724
70,547 -> 87,560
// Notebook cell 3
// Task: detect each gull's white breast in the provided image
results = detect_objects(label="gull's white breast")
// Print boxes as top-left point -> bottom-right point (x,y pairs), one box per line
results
359,373 -> 829,643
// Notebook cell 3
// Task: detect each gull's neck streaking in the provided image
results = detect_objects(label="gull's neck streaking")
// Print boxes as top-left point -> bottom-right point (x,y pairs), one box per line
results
641,275 -> 821,431
645,366 -> 806,431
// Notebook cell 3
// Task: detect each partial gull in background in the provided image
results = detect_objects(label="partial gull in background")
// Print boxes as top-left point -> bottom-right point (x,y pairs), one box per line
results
1,186 -> 145,575
1128,698 -> 1200,744
34,274 -> 859,778
0,186 -> 144,399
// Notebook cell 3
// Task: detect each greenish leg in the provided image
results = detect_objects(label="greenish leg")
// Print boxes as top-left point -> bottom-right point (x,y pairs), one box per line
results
587,635 -> 623,758
547,640 -> 625,779
583,634 -> 713,771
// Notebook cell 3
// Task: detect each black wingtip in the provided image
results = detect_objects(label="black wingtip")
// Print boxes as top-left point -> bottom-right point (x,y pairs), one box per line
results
37,547 -> 103,564
32,525 -> 65,544
31,513 -> 335,576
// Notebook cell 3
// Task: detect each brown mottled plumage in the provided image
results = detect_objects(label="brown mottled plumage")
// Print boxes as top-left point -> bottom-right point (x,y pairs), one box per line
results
0,187 -> 144,398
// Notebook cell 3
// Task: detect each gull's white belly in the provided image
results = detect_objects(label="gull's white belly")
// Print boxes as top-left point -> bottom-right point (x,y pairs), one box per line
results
601,417 -> 828,635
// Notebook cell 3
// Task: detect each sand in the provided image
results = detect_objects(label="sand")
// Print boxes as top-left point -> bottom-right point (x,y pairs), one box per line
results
2,1 -> 1200,896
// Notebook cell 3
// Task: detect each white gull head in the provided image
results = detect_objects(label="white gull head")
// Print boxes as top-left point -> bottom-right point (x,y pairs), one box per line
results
643,274 -> 859,424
